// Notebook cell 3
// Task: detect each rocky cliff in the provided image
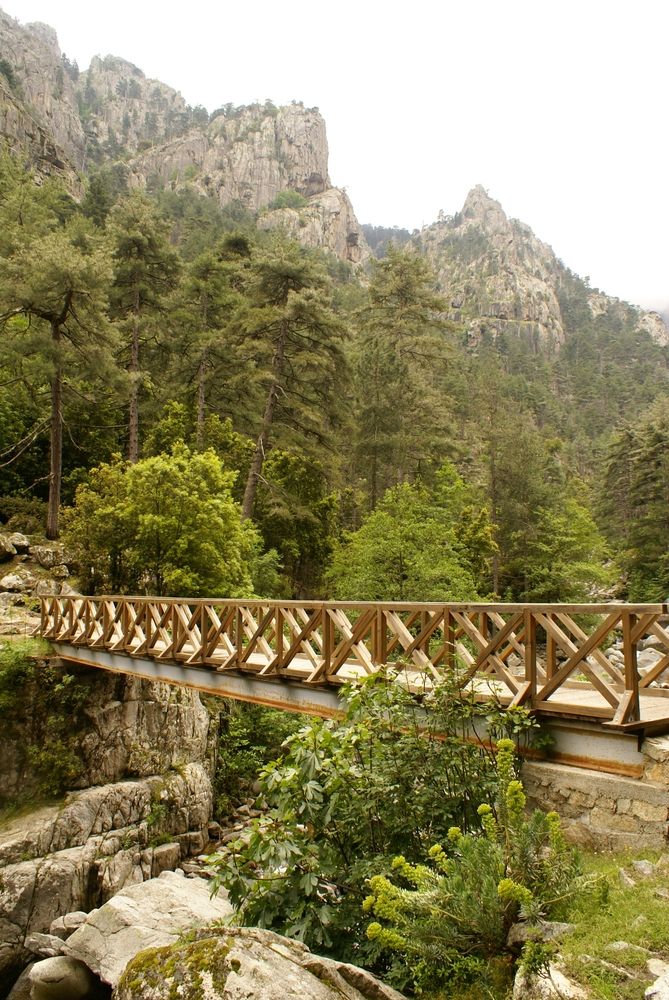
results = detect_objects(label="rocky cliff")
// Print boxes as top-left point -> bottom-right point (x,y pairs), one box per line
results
0,8 -> 367,264
0,10 -> 83,189
415,185 -> 669,352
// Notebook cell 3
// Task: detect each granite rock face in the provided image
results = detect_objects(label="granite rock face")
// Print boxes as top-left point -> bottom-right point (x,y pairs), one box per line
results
0,765 -> 214,986
415,185 -> 669,352
0,9 -> 84,185
0,662 -> 213,800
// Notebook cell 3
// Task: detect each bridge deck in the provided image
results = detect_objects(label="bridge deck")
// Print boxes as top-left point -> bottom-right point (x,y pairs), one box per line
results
39,596 -> 669,743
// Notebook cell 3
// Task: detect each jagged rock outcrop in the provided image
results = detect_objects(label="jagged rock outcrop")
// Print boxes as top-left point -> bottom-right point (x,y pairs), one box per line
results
76,55 -> 193,157
416,185 -> 669,353
0,7 -> 368,265
259,187 -> 368,264
128,103 -> 329,210
0,8 -> 84,181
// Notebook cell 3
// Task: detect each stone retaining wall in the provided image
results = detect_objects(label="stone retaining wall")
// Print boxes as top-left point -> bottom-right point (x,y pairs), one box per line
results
522,736 -> 669,849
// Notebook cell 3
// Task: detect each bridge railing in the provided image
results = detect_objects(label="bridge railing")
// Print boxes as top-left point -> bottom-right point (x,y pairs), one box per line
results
40,596 -> 669,728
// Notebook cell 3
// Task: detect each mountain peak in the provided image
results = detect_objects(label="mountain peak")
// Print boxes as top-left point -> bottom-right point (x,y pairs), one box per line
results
460,185 -> 509,232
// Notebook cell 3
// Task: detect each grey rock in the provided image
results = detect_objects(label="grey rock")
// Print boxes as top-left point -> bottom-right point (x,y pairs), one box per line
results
507,921 -> 575,948
0,574 -> 27,592
114,925 -> 406,1000
607,940 -> 651,954
0,536 -> 17,561
6,962 -> 35,1000
208,821 -> 222,840
24,933 -> 64,958
631,859 -> 656,878
150,843 -> 181,877
619,868 -> 636,887
33,580 -> 59,597
29,546 -> 60,569
7,534 -> 30,554
51,565 -> 70,579
49,910 -> 88,941
513,963 -> 588,998
28,956 -> 97,1000
647,969 -> 669,999
638,649 -> 665,671
64,870 -> 234,985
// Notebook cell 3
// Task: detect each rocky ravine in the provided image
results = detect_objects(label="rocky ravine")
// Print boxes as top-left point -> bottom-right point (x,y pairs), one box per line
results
0,587 -> 223,995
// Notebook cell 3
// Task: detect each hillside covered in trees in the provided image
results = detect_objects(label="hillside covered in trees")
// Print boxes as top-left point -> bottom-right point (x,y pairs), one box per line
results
1,7 -> 669,605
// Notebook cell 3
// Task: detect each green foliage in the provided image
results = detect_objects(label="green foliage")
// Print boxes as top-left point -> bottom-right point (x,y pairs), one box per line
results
0,58 -> 19,92
213,701 -> 303,817
362,739 -> 587,996
209,673 -> 538,959
63,444 -> 260,597
268,189 -> 308,210
0,640 -> 89,801
351,245 -> 455,504
601,397 -> 669,599
253,450 -> 338,596
328,477 -> 490,601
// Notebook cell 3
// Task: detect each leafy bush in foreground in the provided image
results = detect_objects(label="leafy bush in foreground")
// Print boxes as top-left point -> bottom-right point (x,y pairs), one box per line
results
209,671 -> 538,962
363,739 -> 587,995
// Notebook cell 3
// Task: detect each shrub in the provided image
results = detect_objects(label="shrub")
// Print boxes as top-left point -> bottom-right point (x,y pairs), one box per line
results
268,189 -> 308,211
213,701 -> 303,817
0,640 -> 89,802
362,739 -> 588,995
209,671 -> 538,959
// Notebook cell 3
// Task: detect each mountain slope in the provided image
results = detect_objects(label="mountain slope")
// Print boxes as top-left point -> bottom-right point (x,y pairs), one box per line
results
414,185 -> 668,350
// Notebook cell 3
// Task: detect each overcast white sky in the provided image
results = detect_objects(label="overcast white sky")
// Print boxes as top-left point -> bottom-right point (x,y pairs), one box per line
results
3,0 -> 668,310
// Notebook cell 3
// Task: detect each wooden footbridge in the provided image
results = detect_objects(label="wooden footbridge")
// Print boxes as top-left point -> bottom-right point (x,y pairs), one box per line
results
40,596 -> 669,776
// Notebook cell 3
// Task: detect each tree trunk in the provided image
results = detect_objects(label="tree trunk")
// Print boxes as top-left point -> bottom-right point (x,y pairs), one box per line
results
489,447 -> 500,596
241,328 -> 286,520
46,321 -> 63,540
128,299 -> 140,463
196,347 -> 208,450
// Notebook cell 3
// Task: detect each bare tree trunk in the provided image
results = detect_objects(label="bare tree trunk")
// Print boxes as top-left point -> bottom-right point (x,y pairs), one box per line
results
489,447 -> 500,595
128,295 -> 140,463
241,329 -> 286,521
46,321 -> 63,540
196,348 -> 208,450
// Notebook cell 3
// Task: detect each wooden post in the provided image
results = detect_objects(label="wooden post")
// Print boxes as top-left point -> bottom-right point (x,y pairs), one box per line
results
524,610 -> 537,706
322,607 -> 333,677
373,609 -> 387,665
444,610 -> 455,672
236,607 -> 244,667
621,612 -> 640,723
275,607 -> 284,670
546,614 -> 557,679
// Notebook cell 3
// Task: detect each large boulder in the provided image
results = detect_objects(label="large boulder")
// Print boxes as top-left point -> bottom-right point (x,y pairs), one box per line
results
64,871 -> 234,986
28,955 -> 97,1000
115,925 -> 406,1000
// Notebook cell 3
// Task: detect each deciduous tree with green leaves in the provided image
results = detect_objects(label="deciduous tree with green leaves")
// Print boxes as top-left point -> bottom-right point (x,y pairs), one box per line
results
63,443 -> 259,596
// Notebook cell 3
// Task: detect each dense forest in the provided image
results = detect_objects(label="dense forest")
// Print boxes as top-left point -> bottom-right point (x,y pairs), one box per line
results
1,152 -> 669,604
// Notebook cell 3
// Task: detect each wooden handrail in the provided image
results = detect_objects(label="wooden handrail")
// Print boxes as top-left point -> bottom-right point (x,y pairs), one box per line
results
40,596 -> 669,730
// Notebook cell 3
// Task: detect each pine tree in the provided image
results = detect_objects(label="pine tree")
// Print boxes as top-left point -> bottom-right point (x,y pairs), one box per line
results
237,238 -> 346,520
108,193 -> 180,462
